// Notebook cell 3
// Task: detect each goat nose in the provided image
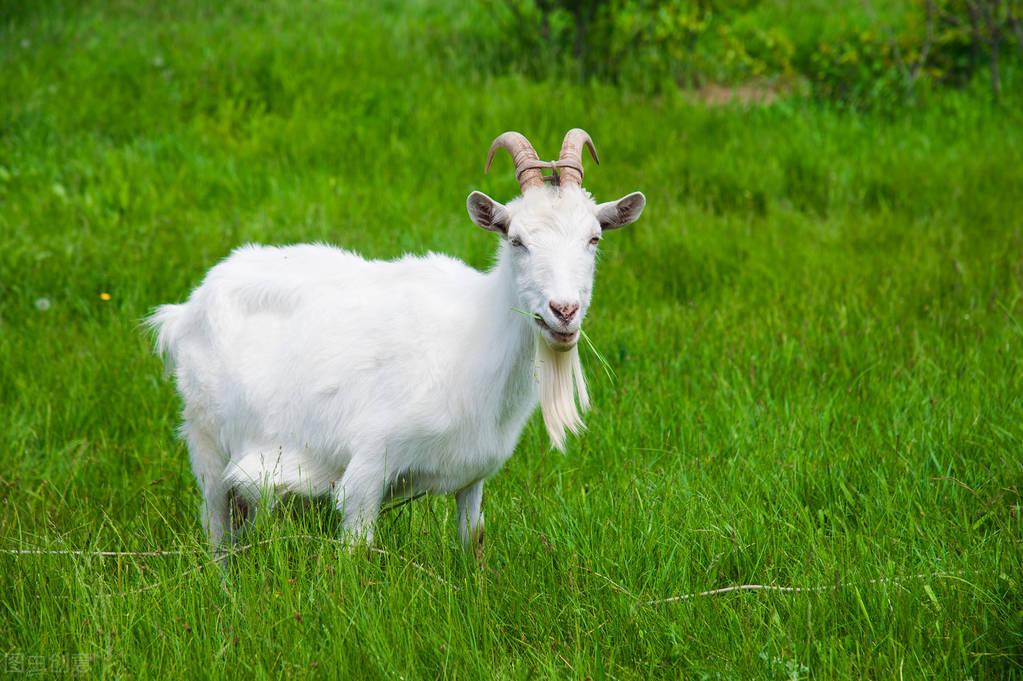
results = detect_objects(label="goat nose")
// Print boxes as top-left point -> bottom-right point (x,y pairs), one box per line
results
549,301 -> 580,323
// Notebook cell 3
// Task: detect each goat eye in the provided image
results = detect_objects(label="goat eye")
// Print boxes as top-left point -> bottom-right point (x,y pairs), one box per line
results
589,236 -> 601,246
509,237 -> 524,248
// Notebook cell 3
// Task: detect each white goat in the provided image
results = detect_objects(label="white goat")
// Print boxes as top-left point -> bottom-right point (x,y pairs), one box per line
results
149,129 -> 645,551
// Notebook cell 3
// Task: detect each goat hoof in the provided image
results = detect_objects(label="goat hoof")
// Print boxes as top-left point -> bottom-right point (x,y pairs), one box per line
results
473,529 -> 485,563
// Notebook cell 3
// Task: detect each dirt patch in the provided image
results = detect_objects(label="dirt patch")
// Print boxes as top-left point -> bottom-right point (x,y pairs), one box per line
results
692,78 -> 804,107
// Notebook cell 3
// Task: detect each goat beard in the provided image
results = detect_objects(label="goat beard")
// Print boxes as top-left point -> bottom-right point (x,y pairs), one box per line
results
536,341 -> 590,451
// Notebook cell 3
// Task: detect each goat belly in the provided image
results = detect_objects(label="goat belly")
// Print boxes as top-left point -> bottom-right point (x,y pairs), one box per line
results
377,429 -> 519,498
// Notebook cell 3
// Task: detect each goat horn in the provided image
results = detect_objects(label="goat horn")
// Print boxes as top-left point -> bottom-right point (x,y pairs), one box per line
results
557,128 -> 600,188
485,131 -> 545,193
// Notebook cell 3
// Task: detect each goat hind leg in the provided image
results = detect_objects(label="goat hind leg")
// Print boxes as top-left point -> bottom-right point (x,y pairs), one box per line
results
332,455 -> 386,547
184,425 -> 230,548
456,480 -> 485,560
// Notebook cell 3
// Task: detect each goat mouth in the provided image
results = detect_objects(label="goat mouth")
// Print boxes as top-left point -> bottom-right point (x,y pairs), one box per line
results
533,316 -> 578,345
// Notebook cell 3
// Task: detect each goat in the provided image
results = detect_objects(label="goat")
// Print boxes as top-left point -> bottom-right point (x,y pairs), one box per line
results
148,129 -> 646,551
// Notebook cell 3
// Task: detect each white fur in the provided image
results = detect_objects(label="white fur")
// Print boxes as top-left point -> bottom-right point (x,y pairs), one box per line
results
148,185 -> 643,548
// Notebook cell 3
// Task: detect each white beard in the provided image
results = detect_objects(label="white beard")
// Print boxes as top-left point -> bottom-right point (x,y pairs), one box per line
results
536,342 -> 590,451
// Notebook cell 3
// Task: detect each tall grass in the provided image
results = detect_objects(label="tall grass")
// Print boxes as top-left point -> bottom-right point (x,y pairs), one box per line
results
1,0 -> 1021,678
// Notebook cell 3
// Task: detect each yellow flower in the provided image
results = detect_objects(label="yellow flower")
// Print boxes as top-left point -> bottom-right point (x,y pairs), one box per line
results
99,292 -> 112,301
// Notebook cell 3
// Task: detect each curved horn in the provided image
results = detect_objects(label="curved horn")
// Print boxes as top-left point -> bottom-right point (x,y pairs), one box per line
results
485,131 -> 545,192
557,128 -> 600,187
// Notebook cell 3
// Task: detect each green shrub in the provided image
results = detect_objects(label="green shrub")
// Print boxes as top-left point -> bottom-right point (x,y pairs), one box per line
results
456,0 -> 1022,105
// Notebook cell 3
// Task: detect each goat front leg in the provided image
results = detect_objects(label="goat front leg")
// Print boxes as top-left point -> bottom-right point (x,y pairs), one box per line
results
456,480 -> 485,559
333,455 -> 385,548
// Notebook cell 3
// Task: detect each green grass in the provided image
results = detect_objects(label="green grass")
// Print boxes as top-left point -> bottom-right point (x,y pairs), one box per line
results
2,1 -> 1022,678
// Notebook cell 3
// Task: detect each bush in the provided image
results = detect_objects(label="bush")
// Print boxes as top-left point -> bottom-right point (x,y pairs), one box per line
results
457,0 -> 1022,105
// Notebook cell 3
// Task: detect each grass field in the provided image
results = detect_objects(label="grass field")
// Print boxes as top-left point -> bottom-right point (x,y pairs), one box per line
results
2,1 -> 1022,678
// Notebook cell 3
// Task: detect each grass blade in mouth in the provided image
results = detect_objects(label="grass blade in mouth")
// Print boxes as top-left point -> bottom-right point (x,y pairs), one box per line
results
512,307 -> 542,323
579,327 -> 616,384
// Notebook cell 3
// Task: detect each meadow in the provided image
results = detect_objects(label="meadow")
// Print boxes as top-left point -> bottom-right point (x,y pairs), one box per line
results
1,1 -> 1021,678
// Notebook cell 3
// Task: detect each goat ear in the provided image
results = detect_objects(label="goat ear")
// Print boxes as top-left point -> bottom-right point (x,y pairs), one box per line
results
467,191 -> 510,234
595,191 -> 646,231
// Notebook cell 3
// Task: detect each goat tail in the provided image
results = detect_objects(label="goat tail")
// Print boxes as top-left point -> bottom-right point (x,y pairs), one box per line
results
145,303 -> 188,369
